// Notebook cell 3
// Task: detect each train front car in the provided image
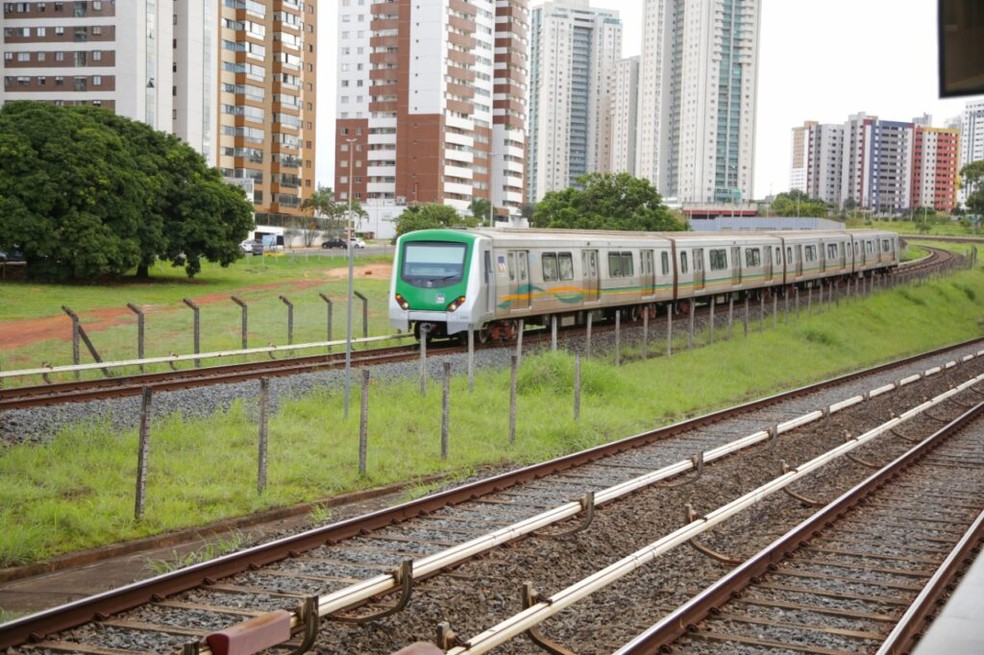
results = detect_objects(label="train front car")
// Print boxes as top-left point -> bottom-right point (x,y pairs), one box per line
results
389,229 -> 488,341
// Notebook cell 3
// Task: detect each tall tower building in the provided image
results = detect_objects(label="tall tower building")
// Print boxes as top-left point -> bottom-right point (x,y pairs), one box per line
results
335,0 -> 528,238
1,1 -> 173,131
636,0 -> 760,204
911,126 -> 959,213
610,55 -> 639,175
1,1 -> 319,223
527,0 -> 621,202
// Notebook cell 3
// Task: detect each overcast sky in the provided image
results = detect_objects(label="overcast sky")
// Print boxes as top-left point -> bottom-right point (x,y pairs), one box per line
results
317,0 -> 982,200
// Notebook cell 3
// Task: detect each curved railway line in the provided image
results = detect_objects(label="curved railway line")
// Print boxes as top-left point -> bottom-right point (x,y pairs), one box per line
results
0,245 -> 964,411
2,338 -> 983,654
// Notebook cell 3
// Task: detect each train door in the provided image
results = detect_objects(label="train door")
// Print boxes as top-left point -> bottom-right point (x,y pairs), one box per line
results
732,246 -> 742,285
693,248 -> 705,291
763,246 -> 773,282
641,249 -> 655,297
795,245 -> 803,277
582,249 -> 600,302
507,250 -> 532,312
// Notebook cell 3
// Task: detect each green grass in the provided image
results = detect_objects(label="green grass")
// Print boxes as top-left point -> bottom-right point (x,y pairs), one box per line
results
2,265 -> 983,567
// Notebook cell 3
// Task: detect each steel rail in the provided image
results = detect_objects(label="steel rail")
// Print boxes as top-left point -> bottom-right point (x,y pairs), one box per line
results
614,401 -> 984,655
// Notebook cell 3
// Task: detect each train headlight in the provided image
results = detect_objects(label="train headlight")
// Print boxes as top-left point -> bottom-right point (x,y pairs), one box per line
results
446,296 -> 466,312
394,293 -> 409,310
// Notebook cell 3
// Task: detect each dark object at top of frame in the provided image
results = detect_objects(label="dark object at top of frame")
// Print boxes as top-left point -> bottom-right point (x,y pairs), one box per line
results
938,0 -> 984,97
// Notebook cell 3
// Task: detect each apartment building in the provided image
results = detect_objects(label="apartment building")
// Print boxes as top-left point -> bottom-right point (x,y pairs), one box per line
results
526,0 -> 620,201
960,98 -> 984,205
609,55 -> 638,176
791,112 -> 959,214
1,0 -> 318,223
1,0 -> 173,130
334,0 -> 528,238
636,0 -> 760,205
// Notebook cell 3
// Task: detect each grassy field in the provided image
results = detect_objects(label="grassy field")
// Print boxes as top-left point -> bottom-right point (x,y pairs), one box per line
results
1,248 -> 983,568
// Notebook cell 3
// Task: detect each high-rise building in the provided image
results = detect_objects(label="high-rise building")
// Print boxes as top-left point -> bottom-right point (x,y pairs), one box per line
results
1,1 -> 173,130
960,99 -> 984,205
1,0 -> 319,223
636,0 -> 760,205
526,0 -> 620,202
609,55 -> 639,176
334,0 -> 528,238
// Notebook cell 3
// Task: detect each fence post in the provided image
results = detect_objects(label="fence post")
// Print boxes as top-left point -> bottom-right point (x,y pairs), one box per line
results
642,307 -> 649,359
418,325 -> 429,396
574,353 -> 581,421
127,303 -> 145,372
743,296 -> 749,337
551,315 -> 557,352
615,310 -> 621,366
515,319 -> 525,368
231,296 -> 248,350
708,297 -> 715,345
687,299 -> 695,350
467,329 -> 475,393
257,378 -> 269,494
279,295 -> 294,346
441,362 -> 451,460
509,355 -> 518,445
359,369 -> 369,475
354,290 -> 369,339
182,298 -> 201,367
62,306 -> 110,377
318,293 -> 333,350
666,304 -> 673,357
586,312 -> 592,359
134,387 -> 152,520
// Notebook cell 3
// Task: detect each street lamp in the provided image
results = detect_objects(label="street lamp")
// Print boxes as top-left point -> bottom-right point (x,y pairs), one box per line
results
344,137 -> 355,417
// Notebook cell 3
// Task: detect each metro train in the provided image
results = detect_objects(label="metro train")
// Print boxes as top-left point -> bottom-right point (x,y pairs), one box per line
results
388,228 -> 901,342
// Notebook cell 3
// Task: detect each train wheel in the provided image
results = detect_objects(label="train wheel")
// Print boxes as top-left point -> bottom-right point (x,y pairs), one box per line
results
477,326 -> 491,344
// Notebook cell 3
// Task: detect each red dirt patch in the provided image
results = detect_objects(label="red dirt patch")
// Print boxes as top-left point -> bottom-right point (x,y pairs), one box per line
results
0,264 -> 393,351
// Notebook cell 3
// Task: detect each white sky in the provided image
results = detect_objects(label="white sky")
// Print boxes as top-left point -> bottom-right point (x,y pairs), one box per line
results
316,0 -> 983,200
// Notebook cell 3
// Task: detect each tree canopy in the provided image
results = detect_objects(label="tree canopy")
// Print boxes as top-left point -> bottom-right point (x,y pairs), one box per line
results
392,203 -> 478,238
531,172 -> 685,231
0,101 -> 254,281
769,190 -> 830,218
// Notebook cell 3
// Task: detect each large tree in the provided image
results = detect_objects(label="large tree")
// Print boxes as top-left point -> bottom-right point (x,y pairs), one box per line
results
531,172 -> 685,231
0,101 -> 254,281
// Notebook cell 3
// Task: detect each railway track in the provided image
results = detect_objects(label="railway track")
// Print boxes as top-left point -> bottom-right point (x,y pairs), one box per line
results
618,400 -> 984,655
0,245 -> 963,411
2,340 -> 982,653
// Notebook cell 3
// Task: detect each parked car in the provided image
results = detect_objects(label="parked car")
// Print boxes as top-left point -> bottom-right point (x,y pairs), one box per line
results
0,250 -> 25,263
240,239 -> 264,255
321,236 -> 346,249
349,237 -> 367,249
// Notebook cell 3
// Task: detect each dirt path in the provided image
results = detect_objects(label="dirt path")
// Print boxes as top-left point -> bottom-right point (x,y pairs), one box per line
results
0,263 -> 393,350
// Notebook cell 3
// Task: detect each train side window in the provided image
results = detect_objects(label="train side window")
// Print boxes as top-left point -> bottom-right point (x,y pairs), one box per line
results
680,251 -> 689,274
709,248 -> 727,271
507,252 -> 516,281
745,248 -> 761,267
786,246 -> 793,263
661,251 -> 670,275
804,245 -> 817,262
775,247 -> 781,264
608,252 -> 622,277
866,241 -> 874,254
827,243 -> 838,259
621,252 -> 633,276
542,252 -> 558,281
881,239 -> 891,252
558,252 -> 574,280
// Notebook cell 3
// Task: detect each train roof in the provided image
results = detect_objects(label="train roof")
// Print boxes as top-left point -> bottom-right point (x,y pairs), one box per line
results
398,227 -> 898,248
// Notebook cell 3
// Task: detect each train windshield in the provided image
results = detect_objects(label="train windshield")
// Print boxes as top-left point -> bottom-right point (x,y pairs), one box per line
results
401,241 -> 468,288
